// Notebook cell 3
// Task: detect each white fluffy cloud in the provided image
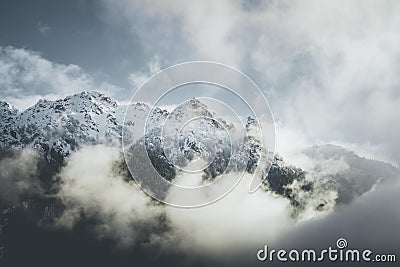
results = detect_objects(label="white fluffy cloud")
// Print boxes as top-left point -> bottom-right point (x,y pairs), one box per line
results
160,174 -> 293,256
0,148 -> 41,204
56,145 -> 293,249
57,145 -> 163,246
249,0 -> 400,165
0,46 -> 123,109
102,0 -> 245,66
55,145 -> 341,258
101,0 -> 400,165
3,1 -> 399,162
53,144 -> 400,265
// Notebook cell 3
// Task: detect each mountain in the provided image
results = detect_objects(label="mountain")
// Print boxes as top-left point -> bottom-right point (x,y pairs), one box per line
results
0,91 -> 126,160
0,92 -> 266,181
1,92 -> 398,205
1,92 -> 398,203
1,92 -> 399,263
0,101 -> 19,148
304,144 -> 400,204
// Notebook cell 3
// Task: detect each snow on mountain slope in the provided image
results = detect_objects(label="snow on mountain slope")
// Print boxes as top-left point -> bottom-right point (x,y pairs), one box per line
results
0,101 -> 19,148
1,92 -> 128,160
1,92 -> 263,177
2,92 -> 398,213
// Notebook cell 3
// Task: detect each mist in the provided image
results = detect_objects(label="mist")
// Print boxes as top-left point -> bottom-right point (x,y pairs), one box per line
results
52,145 -> 341,258
0,149 -> 41,204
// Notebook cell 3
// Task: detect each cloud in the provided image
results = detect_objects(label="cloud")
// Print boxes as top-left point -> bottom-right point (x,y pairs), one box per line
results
0,46 -> 124,109
2,0 -> 398,164
100,0 -> 400,165
52,145 -> 292,249
248,0 -> 400,165
0,148 -> 42,204
159,166 -> 399,265
101,0 -> 245,67
16,140 -> 394,266
54,144 -> 340,256
128,56 -> 161,89
56,145 -> 163,246
158,174 -> 293,257
37,22 -> 50,36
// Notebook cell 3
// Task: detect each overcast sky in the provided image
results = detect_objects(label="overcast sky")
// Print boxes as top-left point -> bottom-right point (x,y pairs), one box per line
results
1,0 -> 400,165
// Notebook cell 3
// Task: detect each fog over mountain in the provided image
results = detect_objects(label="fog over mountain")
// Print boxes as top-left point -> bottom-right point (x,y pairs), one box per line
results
0,92 -> 398,266
1,0 -> 400,266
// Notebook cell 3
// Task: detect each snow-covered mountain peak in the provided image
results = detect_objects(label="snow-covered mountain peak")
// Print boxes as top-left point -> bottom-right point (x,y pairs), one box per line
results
0,101 -> 18,114
0,92 -> 127,158
169,98 -> 213,120
1,93 -> 260,170
0,101 -> 18,126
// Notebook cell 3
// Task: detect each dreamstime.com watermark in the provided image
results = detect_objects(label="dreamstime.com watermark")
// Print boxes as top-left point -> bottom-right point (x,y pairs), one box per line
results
257,238 -> 397,263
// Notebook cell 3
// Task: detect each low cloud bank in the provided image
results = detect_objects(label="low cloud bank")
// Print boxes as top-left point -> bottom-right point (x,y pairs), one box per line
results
53,145 -> 336,254
4,143 -> 388,266
56,145 -> 163,246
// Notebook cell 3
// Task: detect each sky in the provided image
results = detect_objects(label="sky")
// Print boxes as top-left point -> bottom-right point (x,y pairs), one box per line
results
1,0 -> 400,165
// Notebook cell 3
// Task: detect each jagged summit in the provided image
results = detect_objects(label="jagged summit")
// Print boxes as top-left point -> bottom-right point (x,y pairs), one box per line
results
0,91 -> 125,158
0,93 -> 250,162
0,101 -> 18,112
0,101 -> 18,127
3,92 -> 395,209
166,97 -> 213,121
